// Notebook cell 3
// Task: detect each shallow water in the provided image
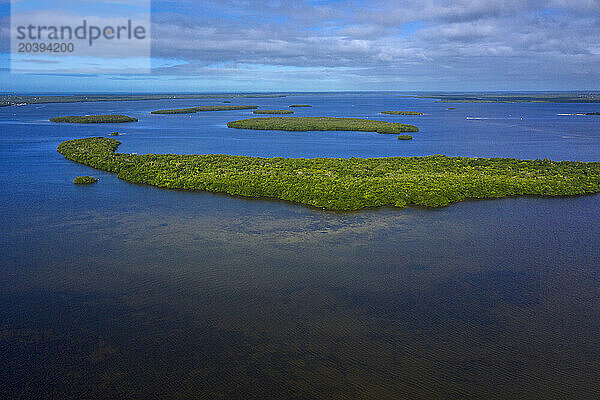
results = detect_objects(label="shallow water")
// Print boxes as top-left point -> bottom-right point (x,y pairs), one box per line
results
0,94 -> 599,399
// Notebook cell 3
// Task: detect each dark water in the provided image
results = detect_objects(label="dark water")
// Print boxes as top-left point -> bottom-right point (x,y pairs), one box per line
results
1,94 -> 599,399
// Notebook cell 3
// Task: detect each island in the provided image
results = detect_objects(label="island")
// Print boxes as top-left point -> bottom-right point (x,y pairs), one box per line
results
289,104 -> 312,107
0,93 -> 285,107
57,137 -> 600,210
397,135 -> 413,140
381,111 -> 424,115
50,115 -> 138,123
151,105 -> 259,114
73,176 -> 98,184
109,132 -> 120,136
227,117 -> 419,134
253,110 -> 294,114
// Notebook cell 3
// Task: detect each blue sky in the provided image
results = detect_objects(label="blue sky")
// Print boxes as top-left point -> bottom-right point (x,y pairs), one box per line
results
1,0 -> 600,93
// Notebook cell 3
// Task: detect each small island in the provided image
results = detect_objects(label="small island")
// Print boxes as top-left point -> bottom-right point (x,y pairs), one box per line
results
151,105 -> 259,114
50,115 -> 138,123
73,176 -> 98,185
57,137 -> 600,210
227,117 -> 419,134
397,135 -> 413,140
253,110 -> 294,115
109,132 -> 120,136
381,111 -> 424,115
289,104 -> 312,107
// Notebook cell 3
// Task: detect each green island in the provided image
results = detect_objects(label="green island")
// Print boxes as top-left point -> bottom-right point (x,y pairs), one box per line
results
397,135 -> 413,140
253,110 -> 294,115
382,111 -> 424,115
151,105 -> 259,114
289,104 -> 312,107
227,117 -> 419,134
57,137 -> 600,210
50,115 -> 138,123
73,176 -> 98,185
109,132 -> 120,136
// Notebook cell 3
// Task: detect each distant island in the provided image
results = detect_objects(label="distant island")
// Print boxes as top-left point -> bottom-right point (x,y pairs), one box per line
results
151,105 -> 259,114
57,137 -> 600,210
50,115 -> 138,123
227,117 -> 419,134
289,104 -> 312,107
253,110 -> 294,114
0,94 -> 286,107
381,111 -> 424,115
397,135 -> 413,140
557,112 -> 600,116
415,92 -> 600,103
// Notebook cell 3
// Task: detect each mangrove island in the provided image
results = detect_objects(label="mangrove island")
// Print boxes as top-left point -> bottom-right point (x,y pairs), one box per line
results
151,105 -> 259,114
57,137 -> 600,210
73,176 -> 98,184
50,115 -> 138,123
289,104 -> 312,107
227,117 -> 419,134
381,111 -> 424,115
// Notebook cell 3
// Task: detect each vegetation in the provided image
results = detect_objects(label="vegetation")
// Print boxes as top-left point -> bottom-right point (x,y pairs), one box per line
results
57,137 -> 600,210
50,115 -> 138,123
586,112 -> 600,115
109,132 -> 120,136
253,110 -> 294,115
73,176 -> 98,185
447,107 -> 456,110
382,111 -> 424,115
151,105 -> 259,114
397,135 -> 413,140
289,104 -> 312,107
227,117 -> 419,134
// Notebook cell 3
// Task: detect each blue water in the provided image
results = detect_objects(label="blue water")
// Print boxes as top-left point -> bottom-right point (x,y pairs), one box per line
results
1,94 -> 599,399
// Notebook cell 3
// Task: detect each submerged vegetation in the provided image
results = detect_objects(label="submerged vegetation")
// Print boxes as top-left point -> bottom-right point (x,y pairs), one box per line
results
382,111 -> 424,115
289,104 -> 312,107
73,176 -> 98,184
50,115 -> 138,123
227,117 -> 419,134
253,110 -> 294,114
151,105 -> 258,114
57,137 -> 600,210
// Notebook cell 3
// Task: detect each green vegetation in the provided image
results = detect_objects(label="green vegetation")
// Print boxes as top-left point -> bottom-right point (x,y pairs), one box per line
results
289,104 -> 312,107
73,176 -> 98,185
586,112 -> 600,115
50,115 -> 138,123
253,110 -> 294,115
227,117 -> 419,134
382,111 -> 424,115
151,105 -> 259,114
447,107 -> 456,110
57,137 -> 600,210
397,135 -> 413,140
109,132 -> 120,136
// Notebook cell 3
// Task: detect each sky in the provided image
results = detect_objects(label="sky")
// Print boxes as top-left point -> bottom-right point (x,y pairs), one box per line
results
1,0 -> 600,93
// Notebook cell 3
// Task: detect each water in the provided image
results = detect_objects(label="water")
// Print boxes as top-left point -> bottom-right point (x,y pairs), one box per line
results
1,94 -> 599,399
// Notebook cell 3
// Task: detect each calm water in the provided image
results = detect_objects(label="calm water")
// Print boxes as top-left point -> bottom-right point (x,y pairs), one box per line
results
1,94 -> 599,399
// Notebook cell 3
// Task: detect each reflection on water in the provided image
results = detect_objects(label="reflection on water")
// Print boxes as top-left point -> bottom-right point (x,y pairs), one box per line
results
1,95 -> 599,399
